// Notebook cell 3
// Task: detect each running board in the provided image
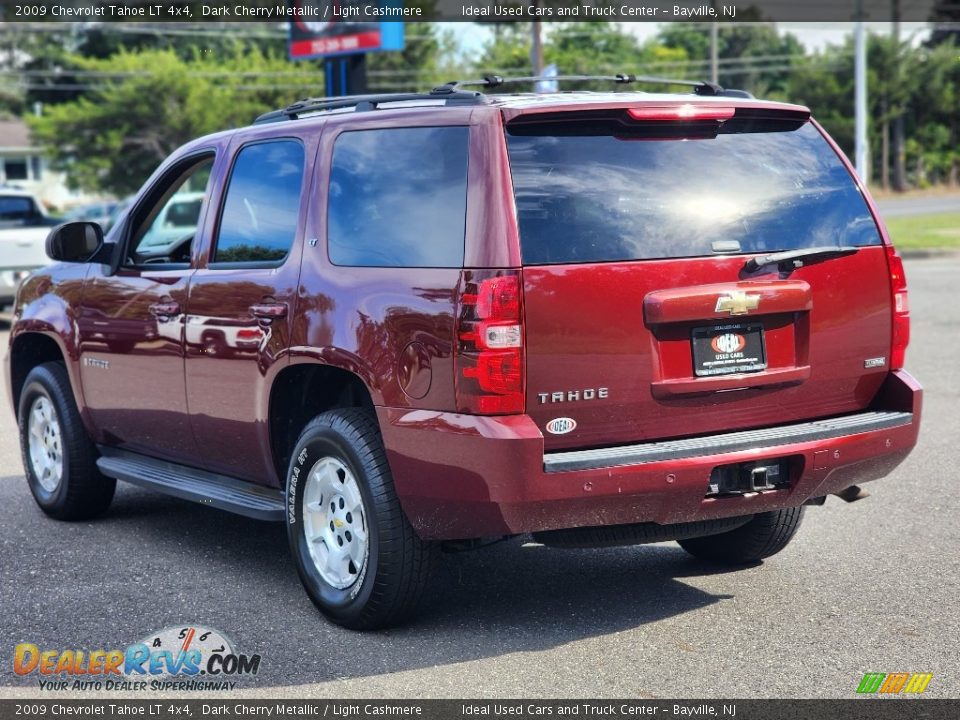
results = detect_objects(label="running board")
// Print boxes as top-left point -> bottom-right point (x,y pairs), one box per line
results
96,447 -> 285,521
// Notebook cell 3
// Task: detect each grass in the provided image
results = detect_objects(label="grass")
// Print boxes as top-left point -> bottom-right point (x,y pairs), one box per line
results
884,213 -> 960,250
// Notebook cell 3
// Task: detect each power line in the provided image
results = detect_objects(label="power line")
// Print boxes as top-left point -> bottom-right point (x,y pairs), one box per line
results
0,57 -> 854,95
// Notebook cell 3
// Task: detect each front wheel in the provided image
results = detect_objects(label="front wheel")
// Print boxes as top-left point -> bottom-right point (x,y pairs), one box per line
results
677,507 -> 805,564
286,409 -> 436,630
18,362 -> 115,520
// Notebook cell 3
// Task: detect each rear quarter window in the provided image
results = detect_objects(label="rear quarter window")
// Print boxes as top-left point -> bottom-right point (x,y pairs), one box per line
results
327,126 -> 469,268
507,120 -> 882,265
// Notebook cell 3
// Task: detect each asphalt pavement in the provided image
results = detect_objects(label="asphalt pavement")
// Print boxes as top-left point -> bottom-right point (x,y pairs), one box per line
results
874,193 -> 960,218
0,258 -> 957,699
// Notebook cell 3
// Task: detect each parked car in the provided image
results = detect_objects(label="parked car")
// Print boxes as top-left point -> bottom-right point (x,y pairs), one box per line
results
100,195 -> 134,234
135,191 -> 205,252
63,200 -> 119,230
4,79 -> 922,629
0,188 -> 59,308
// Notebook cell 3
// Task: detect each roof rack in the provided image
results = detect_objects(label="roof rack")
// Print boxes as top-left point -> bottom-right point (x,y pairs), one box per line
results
253,87 -> 489,124
433,74 -> 749,97
253,73 -> 753,124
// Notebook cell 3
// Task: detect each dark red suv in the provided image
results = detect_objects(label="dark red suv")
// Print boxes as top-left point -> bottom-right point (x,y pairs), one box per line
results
4,79 -> 921,629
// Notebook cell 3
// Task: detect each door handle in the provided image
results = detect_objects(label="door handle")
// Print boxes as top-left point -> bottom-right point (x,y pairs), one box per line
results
250,302 -> 288,322
149,301 -> 181,318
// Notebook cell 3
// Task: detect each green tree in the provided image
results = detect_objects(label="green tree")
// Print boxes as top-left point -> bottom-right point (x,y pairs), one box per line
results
367,23 -> 449,92
904,40 -> 959,185
364,1 -> 452,91
0,21 -> 289,113
658,21 -> 804,97
475,22 -> 687,91
27,45 -> 315,195
786,34 -> 956,189
476,23 -> 533,75
787,45 -> 855,153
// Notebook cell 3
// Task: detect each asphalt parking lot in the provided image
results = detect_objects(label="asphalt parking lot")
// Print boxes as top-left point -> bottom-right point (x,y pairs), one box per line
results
0,257 -> 957,699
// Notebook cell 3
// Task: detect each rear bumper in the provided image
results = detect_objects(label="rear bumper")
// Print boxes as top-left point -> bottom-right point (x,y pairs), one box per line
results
378,370 -> 922,540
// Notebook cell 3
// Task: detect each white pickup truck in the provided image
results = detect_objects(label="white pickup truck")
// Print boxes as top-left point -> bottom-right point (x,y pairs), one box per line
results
0,189 -> 59,308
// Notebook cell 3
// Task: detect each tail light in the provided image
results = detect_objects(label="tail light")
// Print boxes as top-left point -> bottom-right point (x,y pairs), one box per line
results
455,271 -> 525,414
236,328 -> 263,342
627,105 -> 736,121
886,245 -> 910,370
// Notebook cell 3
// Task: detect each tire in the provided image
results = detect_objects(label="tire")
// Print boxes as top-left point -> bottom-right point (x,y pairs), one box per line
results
677,507 -> 805,564
201,331 -> 223,357
17,362 -> 115,520
286,408 -> 436,630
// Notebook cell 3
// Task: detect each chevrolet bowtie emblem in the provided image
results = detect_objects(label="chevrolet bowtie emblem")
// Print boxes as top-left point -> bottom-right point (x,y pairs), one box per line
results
715,291 -> 761,315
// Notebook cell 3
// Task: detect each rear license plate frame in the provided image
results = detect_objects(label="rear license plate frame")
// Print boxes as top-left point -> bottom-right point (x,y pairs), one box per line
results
692,322 -> 767,377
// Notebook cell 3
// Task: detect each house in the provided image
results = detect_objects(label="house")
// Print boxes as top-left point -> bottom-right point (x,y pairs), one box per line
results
0,118 -> 97,210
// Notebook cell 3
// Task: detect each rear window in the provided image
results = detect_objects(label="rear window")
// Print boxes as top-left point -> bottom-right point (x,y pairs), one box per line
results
506,119 -> 882,265
0,195 -> 37,223
328,126 -> 469,268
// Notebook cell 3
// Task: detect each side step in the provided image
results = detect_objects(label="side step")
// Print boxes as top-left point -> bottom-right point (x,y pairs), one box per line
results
96,447 -> 285,521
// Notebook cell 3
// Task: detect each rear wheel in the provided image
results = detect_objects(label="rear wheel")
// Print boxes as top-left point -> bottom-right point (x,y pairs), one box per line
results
677,507 -> 805,564
286,409 -> 435,630
17,362 -> 115,520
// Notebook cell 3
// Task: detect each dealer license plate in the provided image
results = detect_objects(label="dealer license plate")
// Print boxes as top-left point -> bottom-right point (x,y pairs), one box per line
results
692,323 -> 767,377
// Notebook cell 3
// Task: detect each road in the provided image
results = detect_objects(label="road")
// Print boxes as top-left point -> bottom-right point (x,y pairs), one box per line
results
0,258 -> 957,699
874,193 -> 960,218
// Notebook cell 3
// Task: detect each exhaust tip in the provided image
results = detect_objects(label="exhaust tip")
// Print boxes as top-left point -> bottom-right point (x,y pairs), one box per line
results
834,485 -> 870,503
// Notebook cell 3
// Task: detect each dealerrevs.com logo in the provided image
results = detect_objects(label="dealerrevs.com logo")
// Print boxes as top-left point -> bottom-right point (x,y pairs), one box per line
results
13,625 -> 261,691
857,672 -> 933,695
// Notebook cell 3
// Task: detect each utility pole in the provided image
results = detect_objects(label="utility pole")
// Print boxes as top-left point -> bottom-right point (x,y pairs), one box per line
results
709,1 -> 719,85
854,0 -> 869,183
892,0 -> 906,191
710,22 -> 719,85
530,1 -> 544,77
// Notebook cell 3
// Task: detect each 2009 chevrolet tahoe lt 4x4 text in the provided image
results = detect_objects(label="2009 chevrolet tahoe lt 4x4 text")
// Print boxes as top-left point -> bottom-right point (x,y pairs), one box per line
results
4,79 -> 921,629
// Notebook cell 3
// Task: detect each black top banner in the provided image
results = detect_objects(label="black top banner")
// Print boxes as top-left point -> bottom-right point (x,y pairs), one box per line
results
0,0 -> 955,23
0,700 -> 958,720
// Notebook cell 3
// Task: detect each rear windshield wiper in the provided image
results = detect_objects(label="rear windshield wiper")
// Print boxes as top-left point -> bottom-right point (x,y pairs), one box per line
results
744,246 -> 860,272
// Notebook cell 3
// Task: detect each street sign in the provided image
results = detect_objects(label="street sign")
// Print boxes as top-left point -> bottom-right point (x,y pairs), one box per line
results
287,1 -> 405,59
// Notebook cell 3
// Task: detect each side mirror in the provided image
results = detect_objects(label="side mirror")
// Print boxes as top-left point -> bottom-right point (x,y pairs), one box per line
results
46,221 -> 103,263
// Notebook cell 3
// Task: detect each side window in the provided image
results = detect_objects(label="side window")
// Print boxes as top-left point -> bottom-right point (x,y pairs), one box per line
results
213,140 -> 305,265
129,155 -> 214,265
328,126 -> 469,268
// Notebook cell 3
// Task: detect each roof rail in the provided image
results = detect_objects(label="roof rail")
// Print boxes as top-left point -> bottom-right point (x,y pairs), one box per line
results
254,73 -> 754,124
253,87 -> 489,124
434,74 -> 740,97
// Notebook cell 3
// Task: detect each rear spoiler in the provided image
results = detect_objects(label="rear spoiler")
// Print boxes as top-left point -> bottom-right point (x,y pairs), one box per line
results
505,105 -> 812,138
503,102 -> 811,127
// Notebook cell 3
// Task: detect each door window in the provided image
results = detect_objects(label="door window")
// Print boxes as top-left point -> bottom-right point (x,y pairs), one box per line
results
212,140 -> 305,266
128,155 -> 215,266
